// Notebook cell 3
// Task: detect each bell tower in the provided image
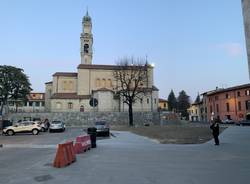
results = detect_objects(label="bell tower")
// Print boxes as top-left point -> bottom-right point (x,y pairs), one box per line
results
80,10 -> 93,64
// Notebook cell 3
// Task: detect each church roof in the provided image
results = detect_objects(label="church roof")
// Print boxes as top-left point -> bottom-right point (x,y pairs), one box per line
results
45,81 -> 52,84
50,93 -> 90,99
152,85 -> 159,91
159,98 -> 168,102
53,72 -> 78,77
77,64 -> 153,70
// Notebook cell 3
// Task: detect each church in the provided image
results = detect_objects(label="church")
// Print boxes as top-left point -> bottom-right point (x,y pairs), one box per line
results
45,11 -> 159,112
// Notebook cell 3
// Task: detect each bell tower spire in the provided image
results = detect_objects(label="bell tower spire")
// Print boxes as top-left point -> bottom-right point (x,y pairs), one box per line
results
80,10 -> 93,64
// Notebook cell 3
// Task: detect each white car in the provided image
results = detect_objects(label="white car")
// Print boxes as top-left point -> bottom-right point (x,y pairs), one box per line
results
3,121 -> 42,136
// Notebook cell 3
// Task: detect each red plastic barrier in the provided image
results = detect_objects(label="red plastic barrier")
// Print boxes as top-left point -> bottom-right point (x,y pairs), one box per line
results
53,141 -> 76,168
74,135 -> 91,154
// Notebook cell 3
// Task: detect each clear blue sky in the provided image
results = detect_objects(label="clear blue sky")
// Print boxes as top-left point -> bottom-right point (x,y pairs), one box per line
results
0,0 -> 248,101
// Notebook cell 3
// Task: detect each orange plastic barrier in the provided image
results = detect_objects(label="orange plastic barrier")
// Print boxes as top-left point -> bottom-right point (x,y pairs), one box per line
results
74,135 -> 91,154
53,141 -> 76,168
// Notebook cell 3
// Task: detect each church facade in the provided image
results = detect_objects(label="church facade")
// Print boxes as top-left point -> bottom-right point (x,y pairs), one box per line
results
45,12 -> 159,112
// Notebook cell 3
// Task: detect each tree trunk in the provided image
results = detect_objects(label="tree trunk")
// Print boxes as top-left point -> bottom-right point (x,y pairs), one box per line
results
0,103 -> 3,115
128,102 -> 133,126
15,103 -> 18,113
0,99 -> 7,116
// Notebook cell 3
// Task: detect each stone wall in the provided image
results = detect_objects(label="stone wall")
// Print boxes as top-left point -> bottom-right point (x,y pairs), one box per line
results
7,112 -> 160,127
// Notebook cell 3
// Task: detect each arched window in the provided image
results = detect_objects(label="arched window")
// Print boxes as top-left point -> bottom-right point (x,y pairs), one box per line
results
96,78 -> 100,87
102,79 -> 106,87
84,44 -> 89,53
107,79 -> 112,88
80,105 -> 84,112
68,102 -> 73,109
62,81 -> 67,90
56,102 -> 62,109
69,81 -> 73,90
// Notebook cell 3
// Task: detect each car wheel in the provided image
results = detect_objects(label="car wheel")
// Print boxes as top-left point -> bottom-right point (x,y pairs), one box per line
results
32,129 -> 39,135
7,130 -> 14,136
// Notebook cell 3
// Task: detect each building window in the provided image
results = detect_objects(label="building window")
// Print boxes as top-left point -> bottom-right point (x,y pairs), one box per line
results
164,103 -> 166,108
35,102 -> 40,107
246,100 -> 250,110
56,102 -> 62,109
215,96 -> 218,100
245,90 -> 250,96
205,107 -> 207,113
107,79 -> 112,88
102,79 -> 106,87
226,94 -> 230,99
147,98 -> 149,104
140,99 -> 143,104
226,103 -> 230,112
96,78 -> 100,87
238,101 -> 241,111
63,81 -> 67,90
237,91 -> 241,97
154,98 -> 156,104
29,102 -> 33,106
216,104 -> 219,113
68,102 -> 73,109
195,109 -> 197,114
69,81 -> 73,90
41,102 -> 45,107
210,105 -> 212,113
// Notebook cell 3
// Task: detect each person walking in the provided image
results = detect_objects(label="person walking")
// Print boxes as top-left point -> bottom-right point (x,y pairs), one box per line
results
210,118 -> 220,145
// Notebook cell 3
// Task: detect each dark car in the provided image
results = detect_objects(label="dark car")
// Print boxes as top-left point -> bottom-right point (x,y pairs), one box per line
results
95,121 -> 110,136
239,120 -> 250,126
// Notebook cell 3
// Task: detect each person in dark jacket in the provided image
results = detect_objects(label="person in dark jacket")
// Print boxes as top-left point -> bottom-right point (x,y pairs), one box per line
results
210,118 -> 220,145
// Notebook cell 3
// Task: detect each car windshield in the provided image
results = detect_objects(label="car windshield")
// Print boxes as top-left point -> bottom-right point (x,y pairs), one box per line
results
51,121 -> 62,124
95,121 -> 106,125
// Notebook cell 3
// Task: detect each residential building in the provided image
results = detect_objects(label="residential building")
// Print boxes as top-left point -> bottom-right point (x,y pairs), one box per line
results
188,102 -> 202,122
158,98 -> 168,111
8,92 -> 45,113
206,84 -> 250,122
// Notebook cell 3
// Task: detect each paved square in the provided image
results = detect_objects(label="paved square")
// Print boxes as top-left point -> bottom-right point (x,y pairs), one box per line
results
0,127 -> 250,184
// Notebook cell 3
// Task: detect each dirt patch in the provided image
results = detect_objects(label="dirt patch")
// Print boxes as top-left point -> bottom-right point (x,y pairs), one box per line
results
112,124 -> 226,144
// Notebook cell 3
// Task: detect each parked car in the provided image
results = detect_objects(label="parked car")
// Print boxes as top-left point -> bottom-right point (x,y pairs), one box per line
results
95,121 -> 110,136
32,121 -> 48,132
238,120 -> 250,126
2,121 -> 41,136
49,121 -> 65,132
221,119 -> 235,124
1,120 -> 12,129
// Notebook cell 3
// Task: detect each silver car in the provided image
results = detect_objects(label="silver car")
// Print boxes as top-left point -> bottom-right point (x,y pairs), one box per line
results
49,121 -> 65,132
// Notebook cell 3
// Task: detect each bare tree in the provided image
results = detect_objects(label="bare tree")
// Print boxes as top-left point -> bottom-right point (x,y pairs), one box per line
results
113,57 -> 150,126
